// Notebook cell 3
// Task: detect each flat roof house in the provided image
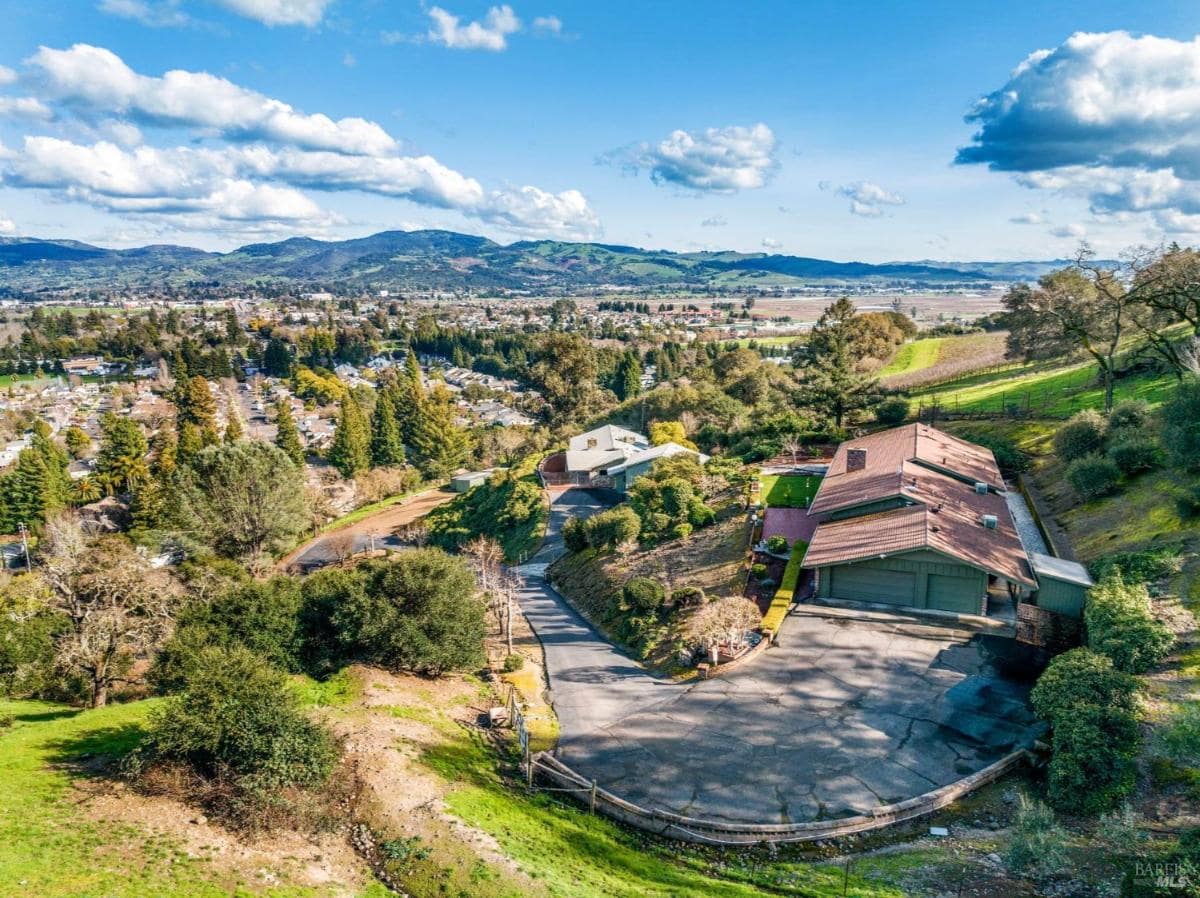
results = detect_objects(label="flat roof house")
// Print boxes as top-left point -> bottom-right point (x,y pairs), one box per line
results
553,424 -> 708,491
803,423 -> 1037,619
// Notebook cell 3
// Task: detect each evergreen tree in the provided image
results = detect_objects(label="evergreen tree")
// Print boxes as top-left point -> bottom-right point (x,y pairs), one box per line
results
177,375 -> 219,447
617,352 -> 641,401
410,395 -> 469,479
796,298 -> 882,428
274,401 -> 305,467
95,413 -> 149,494
369,383 -> 406,467
2,433 -> 70,532
224,404 -> 244,443
151,423 -> 177,479
131,477 -> 167,530
329,395 -> 371,477
394,353 -> 425,447
262,336 -> 293,377
178,422 -> 204,467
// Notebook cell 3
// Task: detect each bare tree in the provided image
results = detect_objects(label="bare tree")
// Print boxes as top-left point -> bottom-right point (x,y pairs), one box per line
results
686,597 -> 762,665
40,516 -> 180,707
327,530 -> 357,565
463,536 -> 504,594
781,436 -> 802,467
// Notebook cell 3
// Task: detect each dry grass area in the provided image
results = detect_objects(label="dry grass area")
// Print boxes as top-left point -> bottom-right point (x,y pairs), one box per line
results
883,331 -> 1009,390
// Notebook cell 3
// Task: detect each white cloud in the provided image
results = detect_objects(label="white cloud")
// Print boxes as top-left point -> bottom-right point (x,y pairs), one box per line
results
837,180 -> 904,217
622,123 -> 777,193
0,214 -> 14,235
958,31 -> 1200,233
0,96 -> 54,121
0,65 -> 15,86
8,43 -> 601,240
1009,212 -> 1044,224
427,5 -> 520,51
532,15 -> 561,34
761,237 -> 782,249
28,44 -> 397,155
1049,223 -> 1087,239
97,0 -> 191,28
208,0 -> 331,26
2,136 -> 600,239
700,215 -> 727,227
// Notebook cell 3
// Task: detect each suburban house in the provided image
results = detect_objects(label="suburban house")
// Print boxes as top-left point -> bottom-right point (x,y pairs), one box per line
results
542,424 -> 708,491
802,424 -> 1051,618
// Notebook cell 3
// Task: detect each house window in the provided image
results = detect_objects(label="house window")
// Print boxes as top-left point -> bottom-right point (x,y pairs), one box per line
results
587,438 -> 597,449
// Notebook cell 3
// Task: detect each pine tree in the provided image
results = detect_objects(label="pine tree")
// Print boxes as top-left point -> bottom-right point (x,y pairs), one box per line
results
274,401 -> 305,467
410,395 -> 469,479
329,395 -> 370,477
178,375 -> 219,447
3,434 -> 71,532
394,353 -> 425,447
224,403 -> 244,443
617,352 -> 641,401
177,422 -> 204,467
151,423 -> 177,479
369,383 -> 406,467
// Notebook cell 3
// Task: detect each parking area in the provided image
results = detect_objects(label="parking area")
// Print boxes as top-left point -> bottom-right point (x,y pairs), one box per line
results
563,611 -> 1040,822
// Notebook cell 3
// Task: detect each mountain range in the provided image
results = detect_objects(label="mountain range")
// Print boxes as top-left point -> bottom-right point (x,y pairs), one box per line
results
0,230 -> 1070,292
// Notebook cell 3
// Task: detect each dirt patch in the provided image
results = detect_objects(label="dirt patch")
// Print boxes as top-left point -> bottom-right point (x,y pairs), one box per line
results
78,778 -> 371,896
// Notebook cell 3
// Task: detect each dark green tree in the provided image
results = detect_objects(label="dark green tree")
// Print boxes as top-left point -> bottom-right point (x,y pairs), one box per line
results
369,380 -> 406,467
274,401 -> 306,467
329,394 -> 371,477
95,414 -> 149,494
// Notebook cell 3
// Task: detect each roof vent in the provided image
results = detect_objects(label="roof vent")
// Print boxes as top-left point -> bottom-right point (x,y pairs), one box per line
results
981,514 -> 998,530
846,448 -> 868,472
975,482 -> 989,494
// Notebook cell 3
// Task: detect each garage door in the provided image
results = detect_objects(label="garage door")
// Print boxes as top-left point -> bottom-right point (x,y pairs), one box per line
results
926,573 -> 983,614
829,566 -> 915,606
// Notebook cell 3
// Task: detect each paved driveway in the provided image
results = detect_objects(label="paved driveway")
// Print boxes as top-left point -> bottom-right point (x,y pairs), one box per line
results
517,489 -> 1041,825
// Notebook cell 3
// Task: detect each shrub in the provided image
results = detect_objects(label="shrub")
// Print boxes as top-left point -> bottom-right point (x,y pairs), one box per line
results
622,577 -> 665,614
670,586 -> 706,608
1085,574 -> 1175,674
1107,399 -> 1152,434
1045,702 -> 1139,814
1054,410 -> 1107,462
131,645 -> 337,796
583,505 -> 642,550
750,562 -> 768,580
874,397 -> 909,426
1066,453 -> 1120,499
1157,703 -> 1200,768
1005,794 -> 1069,878
502,654 -> 524,673
1031,648 -> 1140,815
331,549 -> 485,676
1089,546 -> 1184,586
1161,376 -> 1200,470
1178,484 -> 1200,519
1031,647 -> 1138,724
561,516 -> 588,553
765,535 -> 789,554
1106,435 -> 1159,475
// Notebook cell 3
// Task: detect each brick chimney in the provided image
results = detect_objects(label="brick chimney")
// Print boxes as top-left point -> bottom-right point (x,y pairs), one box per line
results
846,448 -> 867,472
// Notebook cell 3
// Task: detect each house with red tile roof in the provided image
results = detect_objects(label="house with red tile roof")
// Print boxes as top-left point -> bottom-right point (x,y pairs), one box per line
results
802,423 -> 1038,618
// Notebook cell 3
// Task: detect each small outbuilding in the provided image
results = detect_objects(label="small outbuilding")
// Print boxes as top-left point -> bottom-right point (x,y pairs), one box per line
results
451,470 -> 492,492
1028,552 -> 1093,618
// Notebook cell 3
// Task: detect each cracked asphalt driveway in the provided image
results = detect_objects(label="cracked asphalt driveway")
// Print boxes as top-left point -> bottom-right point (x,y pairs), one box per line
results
518,489 -> 1041,824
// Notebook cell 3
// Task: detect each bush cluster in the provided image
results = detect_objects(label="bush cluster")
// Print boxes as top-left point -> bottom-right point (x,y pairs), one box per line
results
874,397 -> 909,426
1065,454 -> 1121,499
562,505 -> 642,553
1030,648 -> 1140,815
1085,573 -> 1174,674
1055,402 -> 1160,499
426,471 -> 545,558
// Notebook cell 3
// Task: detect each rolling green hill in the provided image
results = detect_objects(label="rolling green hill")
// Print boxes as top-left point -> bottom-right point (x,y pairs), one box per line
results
0,230 -> 1063,292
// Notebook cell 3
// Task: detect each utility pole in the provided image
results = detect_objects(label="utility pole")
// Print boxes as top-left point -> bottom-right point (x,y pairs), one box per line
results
506,593 -> 513,655
17,521 -> 31,573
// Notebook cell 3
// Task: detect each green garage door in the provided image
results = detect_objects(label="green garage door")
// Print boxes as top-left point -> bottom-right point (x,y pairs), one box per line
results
829,566 -> 915,606
927,573 -> 983,614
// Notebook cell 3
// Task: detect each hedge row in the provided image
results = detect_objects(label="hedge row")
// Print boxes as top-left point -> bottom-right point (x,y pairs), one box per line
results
762,541 -> 807,635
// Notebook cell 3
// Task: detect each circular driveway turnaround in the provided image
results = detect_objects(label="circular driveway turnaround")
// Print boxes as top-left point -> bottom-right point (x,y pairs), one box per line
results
517,489 -> 1041,825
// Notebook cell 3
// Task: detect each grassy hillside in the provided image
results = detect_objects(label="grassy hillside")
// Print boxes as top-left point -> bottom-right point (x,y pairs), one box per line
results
881,332 -> 1009,389
910,357 -> 1176,416
0,698 -> 385,898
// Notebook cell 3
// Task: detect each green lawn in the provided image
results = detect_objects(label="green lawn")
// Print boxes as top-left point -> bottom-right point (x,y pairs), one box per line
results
760,474 -> 822,508
880,337 -> 944,377
0,698 -> 385,898
911,359 -> 1176,417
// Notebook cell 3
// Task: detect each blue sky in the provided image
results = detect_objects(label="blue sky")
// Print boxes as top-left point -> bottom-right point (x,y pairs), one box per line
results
1,0 -> 1199,260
